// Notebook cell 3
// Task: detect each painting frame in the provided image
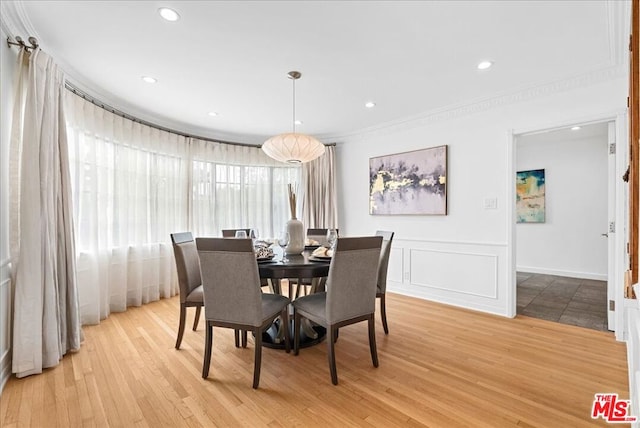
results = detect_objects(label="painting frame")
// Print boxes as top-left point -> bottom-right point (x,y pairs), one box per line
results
369,145 -> 448,216
516,168 -> 546,223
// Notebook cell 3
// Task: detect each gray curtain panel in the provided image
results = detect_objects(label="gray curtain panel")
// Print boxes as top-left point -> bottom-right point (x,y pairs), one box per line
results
301,145 -> 338,229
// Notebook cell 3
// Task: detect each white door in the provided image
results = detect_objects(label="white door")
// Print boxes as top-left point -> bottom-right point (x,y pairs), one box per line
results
607,121 -> 616,331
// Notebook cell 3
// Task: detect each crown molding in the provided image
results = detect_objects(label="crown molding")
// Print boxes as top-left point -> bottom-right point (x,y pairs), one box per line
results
0,1 -> 20,38
321,64 -> 627,143
0,1 -> 39,41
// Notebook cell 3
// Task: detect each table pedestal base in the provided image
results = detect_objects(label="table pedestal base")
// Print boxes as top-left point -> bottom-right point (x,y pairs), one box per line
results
262,318 -> 326,349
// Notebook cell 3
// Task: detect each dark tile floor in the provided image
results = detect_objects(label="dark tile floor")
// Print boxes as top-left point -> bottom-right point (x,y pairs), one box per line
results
517,272 -> 609,332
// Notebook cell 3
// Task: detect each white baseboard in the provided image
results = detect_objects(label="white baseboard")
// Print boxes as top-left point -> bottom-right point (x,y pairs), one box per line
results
388,282 -> 509,318
517,265 -> 607,281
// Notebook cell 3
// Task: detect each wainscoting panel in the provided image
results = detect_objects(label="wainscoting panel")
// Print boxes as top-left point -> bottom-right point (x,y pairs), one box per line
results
387,239 -> 509,316
387,248 -> 404,284
409,249 -> 498,298
0,258 -> 12,393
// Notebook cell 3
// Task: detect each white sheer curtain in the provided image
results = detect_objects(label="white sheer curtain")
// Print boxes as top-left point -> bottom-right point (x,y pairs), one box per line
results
190,138 -> 300,238
10,49 -> 81,378
64,96 -> 300,324
302,145 -> 338,229
65,93 -> 188,324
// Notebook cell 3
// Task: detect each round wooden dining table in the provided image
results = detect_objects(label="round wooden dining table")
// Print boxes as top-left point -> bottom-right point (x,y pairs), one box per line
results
258,249 -> 330,349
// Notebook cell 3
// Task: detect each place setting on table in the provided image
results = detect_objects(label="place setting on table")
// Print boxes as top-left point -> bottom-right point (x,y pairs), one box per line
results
306,228 -> 337,261
249,228 -> 338,265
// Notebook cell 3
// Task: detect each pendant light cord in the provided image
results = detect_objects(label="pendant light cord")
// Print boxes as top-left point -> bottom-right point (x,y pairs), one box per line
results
292,77 -> 296,134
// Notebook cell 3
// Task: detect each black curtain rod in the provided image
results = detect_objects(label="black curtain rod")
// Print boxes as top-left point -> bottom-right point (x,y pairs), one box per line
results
65,83 -> 335,149
6,35 -> 38,51
64,82 -> 260,148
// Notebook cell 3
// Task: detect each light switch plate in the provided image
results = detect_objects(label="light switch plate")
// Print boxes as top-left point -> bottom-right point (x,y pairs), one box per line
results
483,198 -> 497,209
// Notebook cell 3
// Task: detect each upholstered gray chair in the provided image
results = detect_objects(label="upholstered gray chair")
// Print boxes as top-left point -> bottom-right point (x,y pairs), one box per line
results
305,228 -> 339,247
172,232 -> 245,348
375,230 -> 395,334
196,237 -> 291,389
170,232 -> 204,350
222,228 -> 270,293
293,236 -> 383,385
221,228 -> 252,238
291,228 -> 340,298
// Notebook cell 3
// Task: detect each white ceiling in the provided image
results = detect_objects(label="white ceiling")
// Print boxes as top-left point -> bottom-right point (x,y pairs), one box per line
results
3,1 -> 628,145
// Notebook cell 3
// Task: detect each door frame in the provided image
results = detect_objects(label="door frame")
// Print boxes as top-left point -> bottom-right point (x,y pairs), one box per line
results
506,110 -> 628,341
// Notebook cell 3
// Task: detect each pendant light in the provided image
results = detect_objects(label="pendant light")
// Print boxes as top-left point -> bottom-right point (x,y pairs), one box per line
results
262,71 -> 325,164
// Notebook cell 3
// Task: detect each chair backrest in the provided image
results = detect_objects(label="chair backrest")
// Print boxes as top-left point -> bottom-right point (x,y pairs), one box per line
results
325,236 -> 383,324
375,231 -> 395,294
171,232 -> 202,303
306,228 -> 339,247
221,228 -> 252,238
196,237 -> 263,326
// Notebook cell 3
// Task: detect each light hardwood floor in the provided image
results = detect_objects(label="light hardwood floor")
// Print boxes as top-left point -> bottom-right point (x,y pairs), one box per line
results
0,293 -> 630,427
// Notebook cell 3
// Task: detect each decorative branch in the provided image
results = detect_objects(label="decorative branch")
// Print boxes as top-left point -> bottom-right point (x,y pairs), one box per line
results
288,183 -> 297,219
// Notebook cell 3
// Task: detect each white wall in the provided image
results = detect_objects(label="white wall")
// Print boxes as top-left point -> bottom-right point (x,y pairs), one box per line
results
0,27 -> 18,391
516,128 -> 609,280
336,75 -> 627,317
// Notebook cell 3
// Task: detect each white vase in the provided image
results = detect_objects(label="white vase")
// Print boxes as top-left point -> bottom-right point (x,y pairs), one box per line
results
285,218 -> 304,255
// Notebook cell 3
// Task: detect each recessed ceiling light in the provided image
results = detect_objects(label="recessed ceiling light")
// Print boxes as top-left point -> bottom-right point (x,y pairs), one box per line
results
141,76 -> 157,84
571,126 -> 581,131
294,120 -> 303,125
477,61 -> 493,70
208,111 -> 218,117
158,7 -> 180,22
365,102 -> 376,108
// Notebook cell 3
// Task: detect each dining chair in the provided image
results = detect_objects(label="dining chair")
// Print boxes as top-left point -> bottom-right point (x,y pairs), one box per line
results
221,228 -> 252,238
170,232 -> 204,350
172,232 -> 246,349
196,237 -> 291,389
375,230 -> 395,334
293,236 -> 383,385
221,228 -> 272,292
305,228 -> 339,247
290,228 -> 339,298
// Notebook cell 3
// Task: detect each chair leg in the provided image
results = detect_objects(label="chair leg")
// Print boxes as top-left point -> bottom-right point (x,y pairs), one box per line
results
334,328 -> 339,343
192,305 -> 202,331
379,294 -> 389,334
202,323 -> 213,378
281,308 -> 291,353
175,303 -> 187,349
252,327 -> 262,389
294,310 -> 300,355
234,329 -> 240,348
368,315 -> 379,368
242,330 -> 248,348
328,326 -> 338,385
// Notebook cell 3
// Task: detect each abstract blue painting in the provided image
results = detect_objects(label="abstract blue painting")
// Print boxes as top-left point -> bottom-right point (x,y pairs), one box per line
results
369,145 -> 447,215
516,169 -> 545,223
